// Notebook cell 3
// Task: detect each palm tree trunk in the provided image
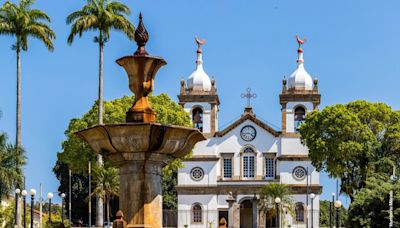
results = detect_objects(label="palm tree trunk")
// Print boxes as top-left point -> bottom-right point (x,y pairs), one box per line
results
16,46 -> 22,227
98,40 -> 104,125
96,38 -> 105,227
107,198 -> 110,228
96,154 -> 104,227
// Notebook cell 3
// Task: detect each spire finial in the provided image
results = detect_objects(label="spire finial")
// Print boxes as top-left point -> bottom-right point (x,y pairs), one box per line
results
194,35 -> 206,65
134,12 -> 149,56
295,34 -> 307,64
195,35 -> 206,53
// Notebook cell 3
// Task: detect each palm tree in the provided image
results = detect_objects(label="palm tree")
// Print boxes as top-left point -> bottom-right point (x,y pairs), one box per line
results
66,0 -> 135,126
0,1 -> 55,225
66,1 -> 134,224
0,133 -> 26,199
259,183 -> 294,227
0,0 -> 55,151
92,166 -> 119,227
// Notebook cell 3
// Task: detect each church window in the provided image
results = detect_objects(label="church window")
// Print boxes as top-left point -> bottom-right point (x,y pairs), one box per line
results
192,107 -> 203,132
223,158 -> 232,178
294,106 -> 306,132
192,203 -> 203,223
190,167 -> 204,181
295,203 -> 305,222
265,157 -> 275,178
293,166 -> 307,180
242,147 -> 255,178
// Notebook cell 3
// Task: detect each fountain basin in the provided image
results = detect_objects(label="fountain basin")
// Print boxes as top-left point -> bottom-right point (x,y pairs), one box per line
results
75,123 -> 205,228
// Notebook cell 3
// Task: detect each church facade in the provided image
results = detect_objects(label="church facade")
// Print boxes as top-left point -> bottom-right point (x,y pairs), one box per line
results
176,36 -> 322,228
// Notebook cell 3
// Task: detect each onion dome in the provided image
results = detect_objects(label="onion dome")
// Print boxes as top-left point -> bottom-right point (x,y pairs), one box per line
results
186,36 -> 212,91
288,35 -> 313,90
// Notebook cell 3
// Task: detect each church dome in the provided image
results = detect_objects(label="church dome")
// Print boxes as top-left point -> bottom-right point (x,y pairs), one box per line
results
288,36 -> 313,91
186,36 -> 212,91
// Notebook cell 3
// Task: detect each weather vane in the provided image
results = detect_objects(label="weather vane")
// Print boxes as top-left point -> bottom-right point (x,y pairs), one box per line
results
296,34 -> 307,48
241,88 -> 257,107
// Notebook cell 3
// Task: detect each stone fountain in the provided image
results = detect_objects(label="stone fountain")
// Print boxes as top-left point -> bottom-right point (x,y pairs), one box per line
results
75,14 -> 206,228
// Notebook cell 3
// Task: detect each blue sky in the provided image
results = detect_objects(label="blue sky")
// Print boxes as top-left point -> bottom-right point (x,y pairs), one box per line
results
1,0 -> 399,206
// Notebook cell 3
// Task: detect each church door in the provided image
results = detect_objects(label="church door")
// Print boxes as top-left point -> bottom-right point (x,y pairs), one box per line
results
240,200 -> 253,228
265,209 -> 277,228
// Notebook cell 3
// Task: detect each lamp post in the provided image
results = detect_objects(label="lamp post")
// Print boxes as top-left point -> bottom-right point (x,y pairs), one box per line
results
14,189 -> 20,226
21,190 -> 27,228
61,193 -> 66,224
330,193 -> 335,228
334,200 -> 342,228
47,192 -> 54,224
310,193 -> 315,228
30,189 -> 36,228
275,197 -> 281,228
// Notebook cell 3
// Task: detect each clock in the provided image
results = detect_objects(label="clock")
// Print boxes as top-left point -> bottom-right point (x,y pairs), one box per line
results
240,125 -> 256,141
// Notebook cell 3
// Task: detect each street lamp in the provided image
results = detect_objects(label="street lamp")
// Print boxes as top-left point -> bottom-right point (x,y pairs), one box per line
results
334,200 -> 342,228
310,193 -> 315,228
275,197 -> 281,228
30,189 -> 36,228
21,190 -> 27,228
47,192 -> 54,224
15,189 -> 20,226
330,193 -> 335,228
61,193 -> 66,224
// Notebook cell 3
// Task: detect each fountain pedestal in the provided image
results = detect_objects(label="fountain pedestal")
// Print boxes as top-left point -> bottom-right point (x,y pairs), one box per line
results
75,14 -> 205,228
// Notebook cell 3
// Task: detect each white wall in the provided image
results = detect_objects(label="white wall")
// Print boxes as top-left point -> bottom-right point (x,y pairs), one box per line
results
178,161 -> 218,186
278,161 -> 319,185
178,194 -> 219,228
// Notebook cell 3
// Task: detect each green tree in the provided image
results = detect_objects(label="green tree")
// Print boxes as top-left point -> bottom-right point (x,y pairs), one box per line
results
0,133 -> 26,199
319,200 -> 347,227
348,173 -> 400,227
259,183 -> 293,227
300,100 -> 400,200
0,200 -> 15,227
92,166 -> 119,227
0,0 -> 55,151
54,94 -> 191,224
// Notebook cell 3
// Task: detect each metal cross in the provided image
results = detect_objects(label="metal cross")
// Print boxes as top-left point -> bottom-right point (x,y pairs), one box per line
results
241,88 -> 257,107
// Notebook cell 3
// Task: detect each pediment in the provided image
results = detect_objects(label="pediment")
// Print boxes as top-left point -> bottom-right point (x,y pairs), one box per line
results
215,111 -> 281,138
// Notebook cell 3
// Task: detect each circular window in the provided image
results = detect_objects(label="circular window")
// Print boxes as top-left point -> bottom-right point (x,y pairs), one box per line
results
190,167 -> 204,181
293,166 -> 307,180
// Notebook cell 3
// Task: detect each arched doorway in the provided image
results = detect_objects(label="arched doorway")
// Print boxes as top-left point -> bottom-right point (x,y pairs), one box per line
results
240,199 -> 253,228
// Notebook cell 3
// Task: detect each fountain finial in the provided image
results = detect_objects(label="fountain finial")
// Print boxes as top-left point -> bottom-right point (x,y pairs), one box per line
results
134,12 -> 149,56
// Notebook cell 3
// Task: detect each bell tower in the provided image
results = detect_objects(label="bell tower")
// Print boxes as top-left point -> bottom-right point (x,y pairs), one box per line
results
279,35 -> 321,135
178,36 -> 220,137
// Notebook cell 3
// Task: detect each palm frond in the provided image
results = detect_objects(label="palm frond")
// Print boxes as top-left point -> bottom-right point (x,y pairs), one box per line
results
66,0 -> 134,44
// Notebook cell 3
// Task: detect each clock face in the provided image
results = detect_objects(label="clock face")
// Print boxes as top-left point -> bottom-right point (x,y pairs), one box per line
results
240,125 -> 257,141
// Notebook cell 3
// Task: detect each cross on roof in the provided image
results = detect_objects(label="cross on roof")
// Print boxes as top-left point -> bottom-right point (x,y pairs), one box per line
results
241,88 -> 257,107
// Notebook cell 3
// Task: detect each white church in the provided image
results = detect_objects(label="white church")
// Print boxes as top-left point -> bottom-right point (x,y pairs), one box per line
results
176,36 -> 322,228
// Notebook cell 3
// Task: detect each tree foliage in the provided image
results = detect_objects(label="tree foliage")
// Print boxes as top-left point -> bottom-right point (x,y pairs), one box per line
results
259,183 -> 293,226
0,0 -> 55,51
300,100 -> 400,200
0,133 -> 26,198
319,200 -> 347,227
347,175 -> 400,227
92,166 -> 119,226
66,0 -> 134,45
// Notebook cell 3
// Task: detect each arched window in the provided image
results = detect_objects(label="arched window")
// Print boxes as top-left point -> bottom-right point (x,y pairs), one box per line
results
294,106 -> 306,132
295,202 -> 305,222
192,203 -> 203,223
192,107 -> 203,132
242,147 -> 255,178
